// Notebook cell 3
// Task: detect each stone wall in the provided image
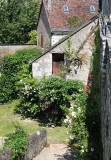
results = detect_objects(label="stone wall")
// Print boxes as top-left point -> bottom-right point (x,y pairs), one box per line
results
0,129 -> 47,160
99,18 -> 111,160
32,53 -> 52,79
32,17 -> 98,80
0,44 -> 37,57
24,128 -> 47,160
102,0 -> 109,15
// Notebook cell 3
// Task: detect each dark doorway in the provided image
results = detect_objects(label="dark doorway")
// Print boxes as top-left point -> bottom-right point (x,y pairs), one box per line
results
52,53 -> 64,74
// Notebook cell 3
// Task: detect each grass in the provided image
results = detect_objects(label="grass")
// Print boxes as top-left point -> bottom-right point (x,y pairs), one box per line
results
0,100 -> 70,143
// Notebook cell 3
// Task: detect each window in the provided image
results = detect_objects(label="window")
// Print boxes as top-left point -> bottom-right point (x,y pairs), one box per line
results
63,5 -> 69,12
90,5 -> 95,12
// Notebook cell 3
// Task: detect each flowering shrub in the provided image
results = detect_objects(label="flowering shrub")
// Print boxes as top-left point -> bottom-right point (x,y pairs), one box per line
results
63,92 -> 89,159
63,27 -> 101,159
15,77 -> 85,126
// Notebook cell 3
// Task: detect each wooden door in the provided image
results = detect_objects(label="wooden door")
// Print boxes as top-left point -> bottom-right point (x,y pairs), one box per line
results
52,53 -> 64,74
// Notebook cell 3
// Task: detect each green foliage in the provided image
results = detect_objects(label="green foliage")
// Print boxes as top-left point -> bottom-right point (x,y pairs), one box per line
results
3,123 -> 28,160
63,90 -> 88,159
63,27 -> 101,159
64,37 -> 76,65
68,15 -> 87,28
27,30 -> 37,44
15,76 -> 84,126
0,0 -> 40,44
85,27 -> 102,160
0,49 -> 42,103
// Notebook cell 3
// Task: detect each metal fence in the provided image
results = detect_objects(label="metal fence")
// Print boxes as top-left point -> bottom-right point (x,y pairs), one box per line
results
100,13 -> 111,37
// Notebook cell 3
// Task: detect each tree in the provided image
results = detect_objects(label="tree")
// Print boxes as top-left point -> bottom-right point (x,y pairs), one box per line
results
27,30 -> 37,44
0,0 -> 40,44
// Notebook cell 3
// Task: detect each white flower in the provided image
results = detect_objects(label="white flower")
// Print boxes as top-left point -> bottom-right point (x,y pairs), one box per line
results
37,131 -> 40,136
51,125 -> 55,128
52,89 -> 54,92
69,119 -> 72,123
70,106 -> 73,109
78,108 -> 81,114
81,145 -> 84,148
81,150 -> 84,152
70,136 -> 73,140
64,119 -> 68,123
72,112 -> 76,117
86,149 -> 88,152
51,98 -> 54,102
66,131 -> 69,134
66,115 -> 69,119
91,148 -> 94,152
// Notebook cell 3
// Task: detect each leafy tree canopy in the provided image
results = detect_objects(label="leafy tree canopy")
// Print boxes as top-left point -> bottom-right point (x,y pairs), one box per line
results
0,0 -> 40,44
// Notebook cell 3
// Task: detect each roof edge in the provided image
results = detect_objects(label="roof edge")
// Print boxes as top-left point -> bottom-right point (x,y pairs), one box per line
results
37,0 -> 51,31
30,15 -> 98,64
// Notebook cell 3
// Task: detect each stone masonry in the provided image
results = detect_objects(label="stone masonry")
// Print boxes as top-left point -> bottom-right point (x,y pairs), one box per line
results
0,129 -> 47,160
99,17 -> 111,160
0,44 -> 37,55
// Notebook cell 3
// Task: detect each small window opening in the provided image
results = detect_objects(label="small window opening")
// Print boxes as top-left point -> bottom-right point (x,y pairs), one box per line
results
64,5 -> 69,12
90,5 -> 95,12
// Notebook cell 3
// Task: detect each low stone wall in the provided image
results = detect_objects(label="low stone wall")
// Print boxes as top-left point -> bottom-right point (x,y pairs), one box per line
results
0,129 -> 47,160
0,148 -> 13,160
0,44 -> 37,56
24,128 -> 47,160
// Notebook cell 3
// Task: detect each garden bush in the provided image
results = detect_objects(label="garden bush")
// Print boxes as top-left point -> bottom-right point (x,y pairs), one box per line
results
15,76 -> 85,126
0,49 -> 41,103
3,123 -> 28,160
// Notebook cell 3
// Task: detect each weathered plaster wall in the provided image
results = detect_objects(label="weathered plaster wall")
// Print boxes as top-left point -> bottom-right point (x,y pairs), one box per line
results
65,36 -> 93,84
32,53 -> 52,79
51,35 -> 66,46
37,3 -> 51,48
99,18 -> 111,160
32,18 -> 98,80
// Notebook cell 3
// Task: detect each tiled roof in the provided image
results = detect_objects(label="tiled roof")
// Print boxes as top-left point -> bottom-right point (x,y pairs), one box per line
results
44,0 -> 98,29
30,15 -> 98,64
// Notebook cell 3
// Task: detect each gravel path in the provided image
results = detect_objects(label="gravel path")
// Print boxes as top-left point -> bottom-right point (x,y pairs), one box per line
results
33,144 -> 75,160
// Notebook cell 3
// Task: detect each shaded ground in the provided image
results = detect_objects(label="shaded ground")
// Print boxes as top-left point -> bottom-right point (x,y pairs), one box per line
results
33,144 -> 75,160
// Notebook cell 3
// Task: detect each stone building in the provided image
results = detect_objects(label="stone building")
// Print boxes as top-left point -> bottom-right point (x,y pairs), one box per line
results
37,0 -> 99,48
30,16 -> 98,80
